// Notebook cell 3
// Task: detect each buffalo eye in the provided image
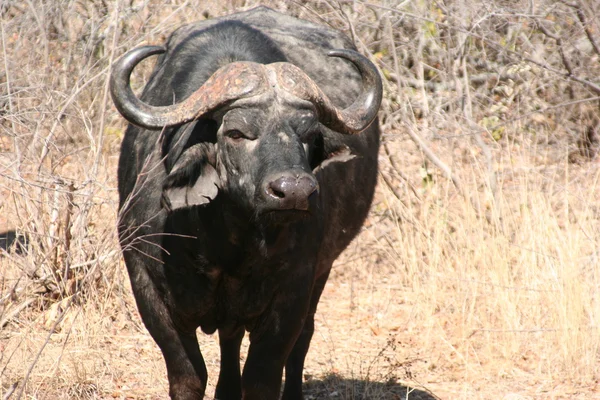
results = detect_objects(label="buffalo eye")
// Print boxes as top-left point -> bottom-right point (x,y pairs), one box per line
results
225,129 -> 247,142
295,112 -> 319,143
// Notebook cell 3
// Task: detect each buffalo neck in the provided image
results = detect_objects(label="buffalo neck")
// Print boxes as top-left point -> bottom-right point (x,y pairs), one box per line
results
163,195 -> 317,273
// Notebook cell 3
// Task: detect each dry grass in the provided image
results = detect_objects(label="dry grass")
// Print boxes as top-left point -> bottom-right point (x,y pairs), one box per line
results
1,0 -> 600,399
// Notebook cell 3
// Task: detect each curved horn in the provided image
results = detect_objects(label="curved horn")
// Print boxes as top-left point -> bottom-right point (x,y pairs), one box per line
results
110,46 -> 168,128
110,46 -> 267,129
273,49 -> 382,134
325,49 -> 382,133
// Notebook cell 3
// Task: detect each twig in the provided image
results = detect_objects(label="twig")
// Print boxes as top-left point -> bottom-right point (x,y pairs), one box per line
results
62,183 -> 75,284
92,0 -> 121,177
47,181 -> 62,274
36,66 -> 110,172
536,20 -> 575,76
15,296 -> 75,400
68,250 -> 118,270
0,15 -> 21,169
560,0 -> 600,57
380,171 -> 407,206
415,25 -> 430,119
335,1 -> 357,46
388,72 -> 520,91
398,118 -> 467,199
2,381 -> 18,400
460,49 -> 499,221
383,142 -> 422,201
0,298 -> 36,329
362,3 -> 600,95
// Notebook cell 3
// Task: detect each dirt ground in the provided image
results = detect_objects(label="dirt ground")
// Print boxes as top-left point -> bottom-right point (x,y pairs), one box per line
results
2,204 -> 600,400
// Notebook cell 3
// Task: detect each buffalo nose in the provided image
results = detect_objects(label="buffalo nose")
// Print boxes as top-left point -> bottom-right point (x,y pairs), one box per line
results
265,174 -> 318,211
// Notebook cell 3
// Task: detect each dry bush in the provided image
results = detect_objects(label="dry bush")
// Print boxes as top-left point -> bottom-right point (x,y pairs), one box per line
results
1,0 -> 599,399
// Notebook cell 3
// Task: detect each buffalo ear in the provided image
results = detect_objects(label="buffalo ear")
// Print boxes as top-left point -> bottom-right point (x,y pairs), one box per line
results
310,126 -> 357,173
161,143 -> 219,212
312,145 -> 356,174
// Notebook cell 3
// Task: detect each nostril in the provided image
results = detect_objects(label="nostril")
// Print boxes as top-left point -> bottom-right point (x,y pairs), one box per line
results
268,176 -> 296,199
270,186 -> 286,199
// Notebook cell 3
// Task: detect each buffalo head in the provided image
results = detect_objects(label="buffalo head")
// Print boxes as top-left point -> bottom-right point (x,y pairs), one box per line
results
110,46 -> 382,218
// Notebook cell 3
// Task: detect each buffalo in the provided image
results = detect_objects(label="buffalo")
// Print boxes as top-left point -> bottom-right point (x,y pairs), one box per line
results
110,6 -> 382,400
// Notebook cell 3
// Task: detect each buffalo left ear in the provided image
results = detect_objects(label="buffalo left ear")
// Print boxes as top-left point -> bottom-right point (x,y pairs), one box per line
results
312,145 -> 357,174
161,143 -> 220,212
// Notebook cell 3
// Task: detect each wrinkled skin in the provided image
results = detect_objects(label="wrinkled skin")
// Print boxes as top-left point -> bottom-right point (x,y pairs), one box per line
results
116,7 -> 380,400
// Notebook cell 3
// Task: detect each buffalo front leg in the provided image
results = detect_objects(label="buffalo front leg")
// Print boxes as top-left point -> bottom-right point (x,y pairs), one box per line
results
282,269 -> 331,400
241,276 -> 312,400
164,332 -> 208,400
215,326 -> 245,399
124,252 -> 207,399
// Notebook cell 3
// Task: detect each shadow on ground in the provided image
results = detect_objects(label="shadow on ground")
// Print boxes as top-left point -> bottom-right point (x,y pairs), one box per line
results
303,374 -> 439,400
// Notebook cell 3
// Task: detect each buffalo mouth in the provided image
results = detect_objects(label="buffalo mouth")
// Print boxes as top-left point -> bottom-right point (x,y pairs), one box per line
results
257,185 -> 318,224
259,207 -> 314,225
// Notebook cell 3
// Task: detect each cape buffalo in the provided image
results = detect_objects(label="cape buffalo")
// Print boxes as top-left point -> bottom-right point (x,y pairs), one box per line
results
110,6 -> 382,400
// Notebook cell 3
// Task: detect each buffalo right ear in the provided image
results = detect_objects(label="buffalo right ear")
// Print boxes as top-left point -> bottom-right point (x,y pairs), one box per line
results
161,143 -> 220,212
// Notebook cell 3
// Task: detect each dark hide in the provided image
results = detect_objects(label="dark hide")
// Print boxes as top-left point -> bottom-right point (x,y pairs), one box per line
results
0,230 -> 28,255
116,7 -> 380,400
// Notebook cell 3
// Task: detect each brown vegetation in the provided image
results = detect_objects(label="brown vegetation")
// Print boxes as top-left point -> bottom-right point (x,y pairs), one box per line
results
1,0 -> 599,399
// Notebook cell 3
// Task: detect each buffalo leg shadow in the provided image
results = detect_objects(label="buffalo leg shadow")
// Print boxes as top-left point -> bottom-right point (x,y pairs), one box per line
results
303,374 -> 439,400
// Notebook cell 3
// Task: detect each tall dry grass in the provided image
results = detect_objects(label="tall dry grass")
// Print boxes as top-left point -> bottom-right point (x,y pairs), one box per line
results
376,157 -> 600,379
1,0 -> 599,399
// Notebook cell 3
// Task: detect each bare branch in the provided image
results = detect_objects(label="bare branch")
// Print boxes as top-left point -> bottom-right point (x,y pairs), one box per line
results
2,381 -> 19,400
369,4 -> 600,95
536,19 -> 575,77
397,118 -> 466,198
560,0 -> 600,57
0,297 -> 36,329
383,142 -> 422,201
15,296 -> 75,400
